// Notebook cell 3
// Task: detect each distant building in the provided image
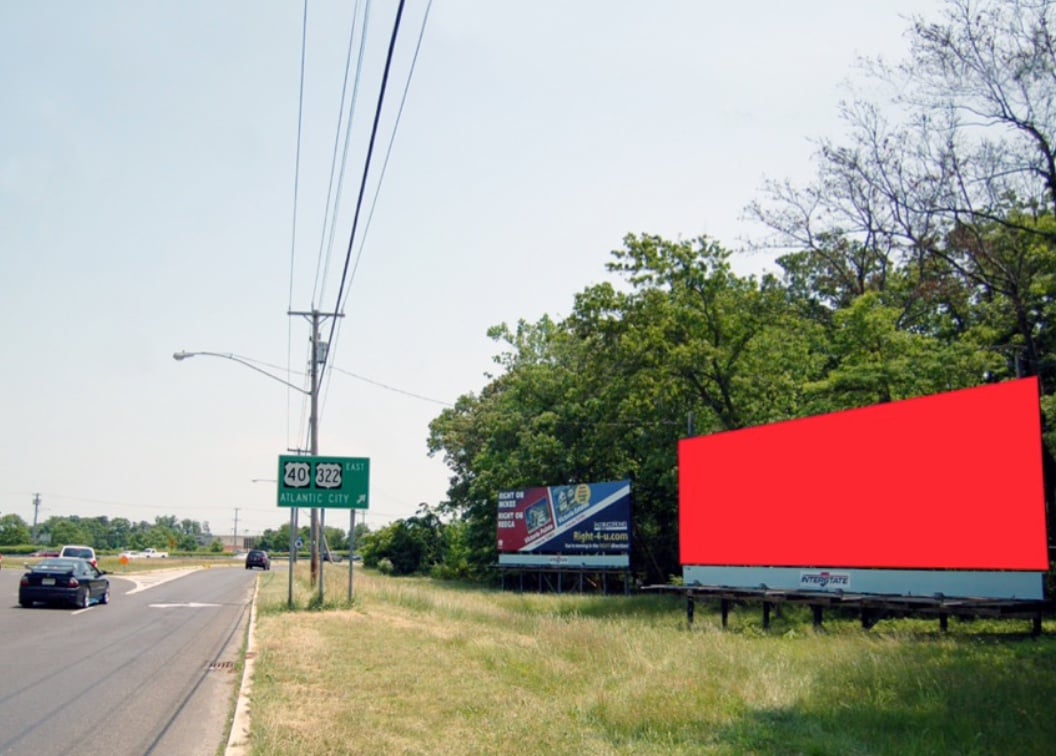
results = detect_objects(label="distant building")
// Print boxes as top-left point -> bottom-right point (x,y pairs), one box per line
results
205,534 -> 256,552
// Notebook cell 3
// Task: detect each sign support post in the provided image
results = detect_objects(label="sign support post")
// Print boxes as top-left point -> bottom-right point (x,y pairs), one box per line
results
277,454 -> 370,605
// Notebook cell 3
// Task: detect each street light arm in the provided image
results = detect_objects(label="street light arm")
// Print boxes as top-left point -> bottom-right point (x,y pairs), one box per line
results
172,350 -> 310,395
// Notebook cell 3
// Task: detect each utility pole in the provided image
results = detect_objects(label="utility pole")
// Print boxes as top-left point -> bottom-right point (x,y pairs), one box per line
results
32,493 -> 41,544
289,308 -> 342,596
233,508 -> 239,550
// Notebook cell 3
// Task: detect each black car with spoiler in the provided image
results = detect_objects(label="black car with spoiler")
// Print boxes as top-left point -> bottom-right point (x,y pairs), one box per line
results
19,558 -> 110,609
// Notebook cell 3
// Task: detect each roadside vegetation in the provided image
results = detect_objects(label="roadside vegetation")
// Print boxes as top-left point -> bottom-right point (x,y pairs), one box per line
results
0,553 -> 240,575
0,512 -> 361,561
248,566 -> 1056,755
3,1 -> 1054,589
408,0 -> 1056,584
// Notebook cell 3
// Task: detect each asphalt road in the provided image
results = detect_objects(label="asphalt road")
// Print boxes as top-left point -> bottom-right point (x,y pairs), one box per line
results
0,562 -> 260,756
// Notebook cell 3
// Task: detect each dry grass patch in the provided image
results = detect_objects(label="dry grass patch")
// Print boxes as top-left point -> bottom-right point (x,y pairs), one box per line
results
246,567 -> 1056,755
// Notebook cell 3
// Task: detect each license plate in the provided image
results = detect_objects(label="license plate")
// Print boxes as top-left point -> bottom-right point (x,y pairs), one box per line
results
42,578 -> 55,586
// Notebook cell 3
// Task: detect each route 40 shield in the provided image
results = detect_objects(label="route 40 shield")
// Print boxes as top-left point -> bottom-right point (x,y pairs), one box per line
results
276,455 -> 369,510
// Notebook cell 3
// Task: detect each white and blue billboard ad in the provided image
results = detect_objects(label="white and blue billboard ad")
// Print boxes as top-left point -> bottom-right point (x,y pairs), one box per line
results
497,480 -> 631,568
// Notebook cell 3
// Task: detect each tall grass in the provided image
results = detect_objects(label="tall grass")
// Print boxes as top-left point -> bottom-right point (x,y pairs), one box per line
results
248,566 -> 1056,755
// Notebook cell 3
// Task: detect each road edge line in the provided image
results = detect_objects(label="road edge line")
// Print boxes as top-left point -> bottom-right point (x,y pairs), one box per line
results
224,575 -> 260,755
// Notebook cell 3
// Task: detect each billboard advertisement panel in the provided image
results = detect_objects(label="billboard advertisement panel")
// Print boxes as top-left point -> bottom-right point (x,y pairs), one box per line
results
497,480 -> 630,567
679,378 -> 1048,571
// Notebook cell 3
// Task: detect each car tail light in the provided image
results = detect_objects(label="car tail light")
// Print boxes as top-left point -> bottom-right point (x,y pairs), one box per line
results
68,578 -> 79,588
20,576 -> 28,586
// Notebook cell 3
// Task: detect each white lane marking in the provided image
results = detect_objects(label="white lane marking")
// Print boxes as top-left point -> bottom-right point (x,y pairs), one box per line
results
120,569 -> 201,595
149,602 -> 222,609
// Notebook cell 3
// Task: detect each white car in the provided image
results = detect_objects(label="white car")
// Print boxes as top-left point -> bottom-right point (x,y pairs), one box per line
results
59,544 -> 98,568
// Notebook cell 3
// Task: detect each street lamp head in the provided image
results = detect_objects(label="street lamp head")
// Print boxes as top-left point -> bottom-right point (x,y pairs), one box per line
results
171,348 -> 309,394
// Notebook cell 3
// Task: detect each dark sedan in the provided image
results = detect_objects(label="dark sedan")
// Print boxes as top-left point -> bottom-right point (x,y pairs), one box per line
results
245,549 -> 270,570
19,558 -> 110,608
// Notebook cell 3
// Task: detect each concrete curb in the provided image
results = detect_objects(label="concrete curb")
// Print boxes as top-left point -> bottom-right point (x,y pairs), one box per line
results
225,575 -> 261,755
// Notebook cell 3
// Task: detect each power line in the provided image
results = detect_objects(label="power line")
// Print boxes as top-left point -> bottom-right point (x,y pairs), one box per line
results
287,0 -> 311,452
322,0 -> 407,383
340,0 -> 433,305
312,0 -> 368,307
297,2 -> 377,455
329,365 -> 452,406
202,352 -> 453,406
287,0 -> 309,313
321,0 -> 433,413
286,1 -> 432,453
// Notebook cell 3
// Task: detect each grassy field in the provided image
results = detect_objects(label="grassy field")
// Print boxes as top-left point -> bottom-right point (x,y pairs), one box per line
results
1,553 -> 243,573
246,566 -> 1056,755
100,555 -> 243,573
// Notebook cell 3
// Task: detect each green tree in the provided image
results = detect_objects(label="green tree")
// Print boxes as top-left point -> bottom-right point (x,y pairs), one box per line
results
803,292 -> 1003,410
750,0 -> 1056,507
359,505 -> 445,575
107,518 -> 133,549
350,521 -> 370,553
321,525 -> 347,552
257,523 -> 310,553
599,234 -> 828,432
44,517 -> 90,547
430,235 -> 829,581
0,513 -> 31,545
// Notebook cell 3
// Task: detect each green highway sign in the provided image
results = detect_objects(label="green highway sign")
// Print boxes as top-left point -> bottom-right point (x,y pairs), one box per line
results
276,455 -> 370,510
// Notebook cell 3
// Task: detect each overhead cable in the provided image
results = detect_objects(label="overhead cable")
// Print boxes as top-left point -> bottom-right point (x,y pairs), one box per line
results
339,0 -> 433,307
321,0 -> 433,410
287,0 -> 310,451
311,0 -> 369,307
321,0 -> 407,382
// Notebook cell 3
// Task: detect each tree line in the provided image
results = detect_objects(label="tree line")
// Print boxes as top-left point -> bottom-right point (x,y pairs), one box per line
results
359,0 -> 1056,582
0,512 -> 367,556
0,513 -> 216,552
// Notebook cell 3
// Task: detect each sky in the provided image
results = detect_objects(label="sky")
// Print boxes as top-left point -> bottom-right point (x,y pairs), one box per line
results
0,0 -> 942,539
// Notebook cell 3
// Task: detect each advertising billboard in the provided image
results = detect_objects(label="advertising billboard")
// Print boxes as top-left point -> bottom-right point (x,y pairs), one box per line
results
679,378 -> 1048,573
497,480 -> 631,568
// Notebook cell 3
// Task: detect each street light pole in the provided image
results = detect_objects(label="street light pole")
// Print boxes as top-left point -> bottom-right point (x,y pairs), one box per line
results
173,348 -> 310,609
174,308 -> 341,607
173,351 -> 306,392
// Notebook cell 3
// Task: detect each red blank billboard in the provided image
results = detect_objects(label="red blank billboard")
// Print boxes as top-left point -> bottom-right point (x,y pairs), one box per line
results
679,378 -> 1048,571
